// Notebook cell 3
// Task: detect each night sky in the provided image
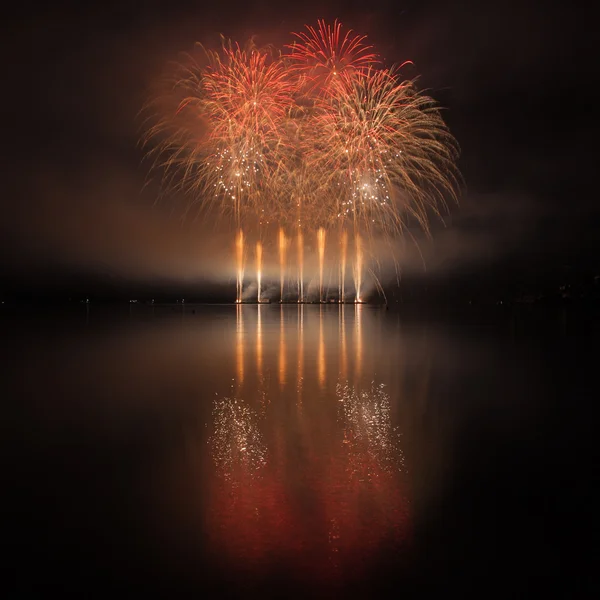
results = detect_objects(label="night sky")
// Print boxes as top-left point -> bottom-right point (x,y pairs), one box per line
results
1,0 -> 592,300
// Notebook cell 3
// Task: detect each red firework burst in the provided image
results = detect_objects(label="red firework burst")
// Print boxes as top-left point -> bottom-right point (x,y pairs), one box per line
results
287,19 -> 379,94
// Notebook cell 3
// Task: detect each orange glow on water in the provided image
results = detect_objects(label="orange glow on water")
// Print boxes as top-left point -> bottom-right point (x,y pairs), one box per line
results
340,304 -> 347,378
236,304 -> 244,386
279,308 -> 286,388
355,304 -> 363,379
256,305 -> 263,378
318,307 -> 326,388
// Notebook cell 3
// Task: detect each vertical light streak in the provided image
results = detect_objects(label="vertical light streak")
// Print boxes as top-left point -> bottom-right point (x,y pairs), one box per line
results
340,230 -> 348,303
236,304 -> 244,387
354,234 -> 363,303
256,241 -> 263,303
297,303 -> 304,409
279,228 -> 287,302
256,304 -> 263,379
235,229 -> 245,303
318,306 -> 326,389
340,304 -> 347,378
297,230 -> 304,302
355,303 -> 363,379
279,307 -> 286,389
318,227 -> 326,302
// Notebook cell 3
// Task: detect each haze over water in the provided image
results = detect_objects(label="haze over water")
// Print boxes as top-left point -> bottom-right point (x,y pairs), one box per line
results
2,304 -> 596,596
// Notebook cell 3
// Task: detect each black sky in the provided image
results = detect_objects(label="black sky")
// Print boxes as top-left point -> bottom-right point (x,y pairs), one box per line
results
1,0 -> 594,298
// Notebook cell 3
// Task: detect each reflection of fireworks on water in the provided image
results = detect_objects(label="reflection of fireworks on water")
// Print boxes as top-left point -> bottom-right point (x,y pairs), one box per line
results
144,21 -> 460,301
324,380 -> 409,577
205,376 -> 408,580
209,396 -> 266,481
207,394 -> 302,567
336,381 -> 405,476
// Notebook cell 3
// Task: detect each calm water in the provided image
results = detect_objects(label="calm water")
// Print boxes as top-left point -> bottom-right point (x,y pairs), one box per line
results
2,304 -> 597,596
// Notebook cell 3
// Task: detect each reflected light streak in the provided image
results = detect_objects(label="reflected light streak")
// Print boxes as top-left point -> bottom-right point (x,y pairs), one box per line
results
279,308 -> 286,389
355,304 -> 363,379
297,304 -> 304,408
318,307 -> 326,388
340,304 -> 347,378
256,305 -> 263,378
236,304 -> 244,387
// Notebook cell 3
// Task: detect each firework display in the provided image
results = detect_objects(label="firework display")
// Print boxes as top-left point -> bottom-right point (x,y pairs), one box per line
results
144,20 -> 460,302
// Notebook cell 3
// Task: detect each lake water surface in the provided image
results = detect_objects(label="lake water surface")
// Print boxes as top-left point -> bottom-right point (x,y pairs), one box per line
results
2,304 -> 597,596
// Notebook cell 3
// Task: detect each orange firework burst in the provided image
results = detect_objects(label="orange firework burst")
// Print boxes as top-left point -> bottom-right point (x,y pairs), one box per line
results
307,67 -> 460,239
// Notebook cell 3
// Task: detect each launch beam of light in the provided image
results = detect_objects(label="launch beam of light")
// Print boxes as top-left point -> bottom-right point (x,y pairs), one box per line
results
279,228 -> 287,302
354,233 -> 363,303
256,241 -> 263,303
340,230 -> 348,303
297,230 -> 304,302
317,228 -> 326,303
235,229 -> 244,303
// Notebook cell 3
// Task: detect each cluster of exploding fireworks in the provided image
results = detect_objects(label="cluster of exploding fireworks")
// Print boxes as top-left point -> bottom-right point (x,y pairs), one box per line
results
143,20 -> 460,302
